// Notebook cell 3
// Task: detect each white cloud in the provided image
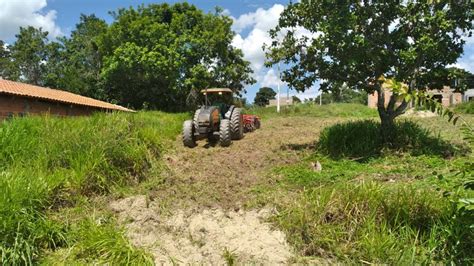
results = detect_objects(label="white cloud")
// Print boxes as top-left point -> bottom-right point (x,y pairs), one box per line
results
261,69 -> 282,87
0,0 -> 62,40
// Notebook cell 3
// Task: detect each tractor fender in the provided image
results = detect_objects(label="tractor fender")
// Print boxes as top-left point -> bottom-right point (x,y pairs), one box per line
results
225,105 -> 235,119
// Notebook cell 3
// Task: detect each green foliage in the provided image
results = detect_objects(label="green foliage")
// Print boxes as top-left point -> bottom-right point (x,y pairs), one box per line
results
7,26 -> 49,85
0,111 -> 186,264
100,3 -> 255,110
455,101 -> 474,114
254,87 -> 276,106
315,86 -> 367,105
266,1 -> 473,125
273,181 -> 458,264
318,120 -> 458,159
48,14 -> 108,99
48,216 -> 153,265
292,95 -> 301,103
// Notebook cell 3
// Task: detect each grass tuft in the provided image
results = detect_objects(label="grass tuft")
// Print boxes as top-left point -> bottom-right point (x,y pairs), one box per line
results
317,120 -> 460,159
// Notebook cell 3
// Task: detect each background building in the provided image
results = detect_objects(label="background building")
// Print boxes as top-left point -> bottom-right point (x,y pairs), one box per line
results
0,79 -> 132,120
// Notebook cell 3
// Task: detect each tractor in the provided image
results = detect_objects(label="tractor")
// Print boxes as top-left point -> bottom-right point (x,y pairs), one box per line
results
182,88 -> 244,148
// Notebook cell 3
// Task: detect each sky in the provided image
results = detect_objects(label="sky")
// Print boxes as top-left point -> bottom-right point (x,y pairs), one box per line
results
0,0 -> 473,102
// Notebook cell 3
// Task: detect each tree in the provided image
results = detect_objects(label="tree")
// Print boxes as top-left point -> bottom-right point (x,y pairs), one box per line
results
0,40 -> 12,79
46,14 -> 108,99
99,3 -> 255,111
254,87 -> 276,106
446,67 -> 474,91
292,95 -> 301,103
266,1 -> 473,139
9,27 -> 49,85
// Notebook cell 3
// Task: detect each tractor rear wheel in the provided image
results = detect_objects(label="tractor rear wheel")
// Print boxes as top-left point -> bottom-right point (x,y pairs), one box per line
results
219,119 -> 231,147
183,120 -> 196,148
230,108 -> 244,140
193,109 -> 201,128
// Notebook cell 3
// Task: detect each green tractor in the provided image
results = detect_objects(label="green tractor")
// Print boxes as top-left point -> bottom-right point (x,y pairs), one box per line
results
183,88 -> 243,148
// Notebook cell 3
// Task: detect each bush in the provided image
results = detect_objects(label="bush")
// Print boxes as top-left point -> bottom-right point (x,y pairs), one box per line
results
454,101 -> 474,114
317,120 -> 457,159
0,111 -> 186,264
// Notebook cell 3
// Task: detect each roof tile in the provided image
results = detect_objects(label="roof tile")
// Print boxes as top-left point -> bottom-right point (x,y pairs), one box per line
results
0,79 -> 132,112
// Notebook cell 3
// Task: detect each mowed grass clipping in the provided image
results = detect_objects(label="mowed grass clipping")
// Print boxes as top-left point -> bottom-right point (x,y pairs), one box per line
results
0,111 -> 186,264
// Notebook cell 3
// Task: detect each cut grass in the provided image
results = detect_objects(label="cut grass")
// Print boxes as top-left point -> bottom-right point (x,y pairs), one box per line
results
0,111 -> 187,264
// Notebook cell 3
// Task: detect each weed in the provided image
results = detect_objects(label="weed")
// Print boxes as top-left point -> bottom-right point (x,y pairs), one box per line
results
222,247 -> 238,265
0,111 -> 186,263
454,101 -> 474,114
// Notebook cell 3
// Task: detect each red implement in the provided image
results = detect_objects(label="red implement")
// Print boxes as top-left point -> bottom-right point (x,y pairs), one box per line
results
243,114 -> 261,132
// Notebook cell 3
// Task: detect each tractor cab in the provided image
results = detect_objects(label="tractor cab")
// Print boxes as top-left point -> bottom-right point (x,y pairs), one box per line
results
200,88 -> 233,118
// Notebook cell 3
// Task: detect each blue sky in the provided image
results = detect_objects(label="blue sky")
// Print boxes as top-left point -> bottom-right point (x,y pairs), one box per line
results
1,0 -> 473,102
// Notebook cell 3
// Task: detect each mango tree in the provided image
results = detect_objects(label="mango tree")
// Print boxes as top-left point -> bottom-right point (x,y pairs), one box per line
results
265,1 -> 473,140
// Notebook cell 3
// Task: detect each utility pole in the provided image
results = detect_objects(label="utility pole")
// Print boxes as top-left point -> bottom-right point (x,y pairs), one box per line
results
277,63 -> 281,113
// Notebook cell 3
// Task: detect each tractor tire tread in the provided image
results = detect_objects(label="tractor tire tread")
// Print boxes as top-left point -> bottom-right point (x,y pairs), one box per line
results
230,108 -> 244,140
219,119 -> 231,147
183,120 -> 196,148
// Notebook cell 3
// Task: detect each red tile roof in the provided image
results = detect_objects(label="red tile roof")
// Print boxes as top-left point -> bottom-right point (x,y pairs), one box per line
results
0,79 -> 132,112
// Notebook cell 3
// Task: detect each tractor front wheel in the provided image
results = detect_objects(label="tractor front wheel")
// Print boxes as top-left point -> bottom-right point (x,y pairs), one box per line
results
219,119 -> 231,147
230,108 -> 244,140
183,120 -> 196,148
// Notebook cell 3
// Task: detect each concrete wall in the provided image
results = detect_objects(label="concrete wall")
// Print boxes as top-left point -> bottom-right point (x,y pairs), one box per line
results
0,94 -> 100,120
268,97 -> 294,107
368,86 -> 463,108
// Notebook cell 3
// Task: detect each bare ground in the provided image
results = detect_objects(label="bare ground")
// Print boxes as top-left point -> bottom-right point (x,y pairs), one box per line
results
110,116 -> 334,264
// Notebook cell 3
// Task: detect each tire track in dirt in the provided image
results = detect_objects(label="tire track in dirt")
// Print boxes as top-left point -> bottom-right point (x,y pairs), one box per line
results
110,116 -> 335,264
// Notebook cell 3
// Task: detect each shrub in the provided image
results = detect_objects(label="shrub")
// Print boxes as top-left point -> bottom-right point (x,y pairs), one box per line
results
454,101 -> 474,114
317,120 -> 457,159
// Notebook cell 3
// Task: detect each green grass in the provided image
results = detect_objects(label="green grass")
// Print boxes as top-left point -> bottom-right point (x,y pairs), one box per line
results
0,111 -> 186,264
263,154 -> 473,264
317,119 -> 462,160
251,114 -> 474,264
245,103 -> 377,119
454,101 -> 474,114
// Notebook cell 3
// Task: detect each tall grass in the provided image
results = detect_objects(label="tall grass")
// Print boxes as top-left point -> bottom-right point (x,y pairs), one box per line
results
245,103 -> 377,119
454,101 -> 474,114
317,120 -> 460,159
0,111 -> 186,264
273,181 -> 455,264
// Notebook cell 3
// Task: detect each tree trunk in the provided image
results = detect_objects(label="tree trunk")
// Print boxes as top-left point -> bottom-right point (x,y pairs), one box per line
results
375,85 -> 409,145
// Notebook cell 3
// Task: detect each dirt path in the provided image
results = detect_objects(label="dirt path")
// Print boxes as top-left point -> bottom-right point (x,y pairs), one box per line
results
110,116 -> 333,264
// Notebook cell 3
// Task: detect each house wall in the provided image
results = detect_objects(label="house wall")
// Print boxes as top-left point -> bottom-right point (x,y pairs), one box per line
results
368,86 -> 463,108
268,97 -> 294,107
0,94 -> 100,120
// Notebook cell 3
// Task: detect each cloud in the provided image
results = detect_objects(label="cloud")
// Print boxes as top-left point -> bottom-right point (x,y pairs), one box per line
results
231,4 -> 284,73
0,0 -> 62,40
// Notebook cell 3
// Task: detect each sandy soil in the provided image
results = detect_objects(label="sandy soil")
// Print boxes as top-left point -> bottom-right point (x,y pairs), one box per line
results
110,116 -> 332,264
110,195 -> 292,264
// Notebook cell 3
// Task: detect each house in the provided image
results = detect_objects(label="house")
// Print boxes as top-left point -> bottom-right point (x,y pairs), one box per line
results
0,78 -> 132,120
268,96 -> 294,107
368,86 -> 464,108
464,89 -> 474,102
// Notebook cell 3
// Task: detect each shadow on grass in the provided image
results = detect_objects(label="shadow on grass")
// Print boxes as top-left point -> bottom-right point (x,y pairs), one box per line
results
309,120 -> 465,160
